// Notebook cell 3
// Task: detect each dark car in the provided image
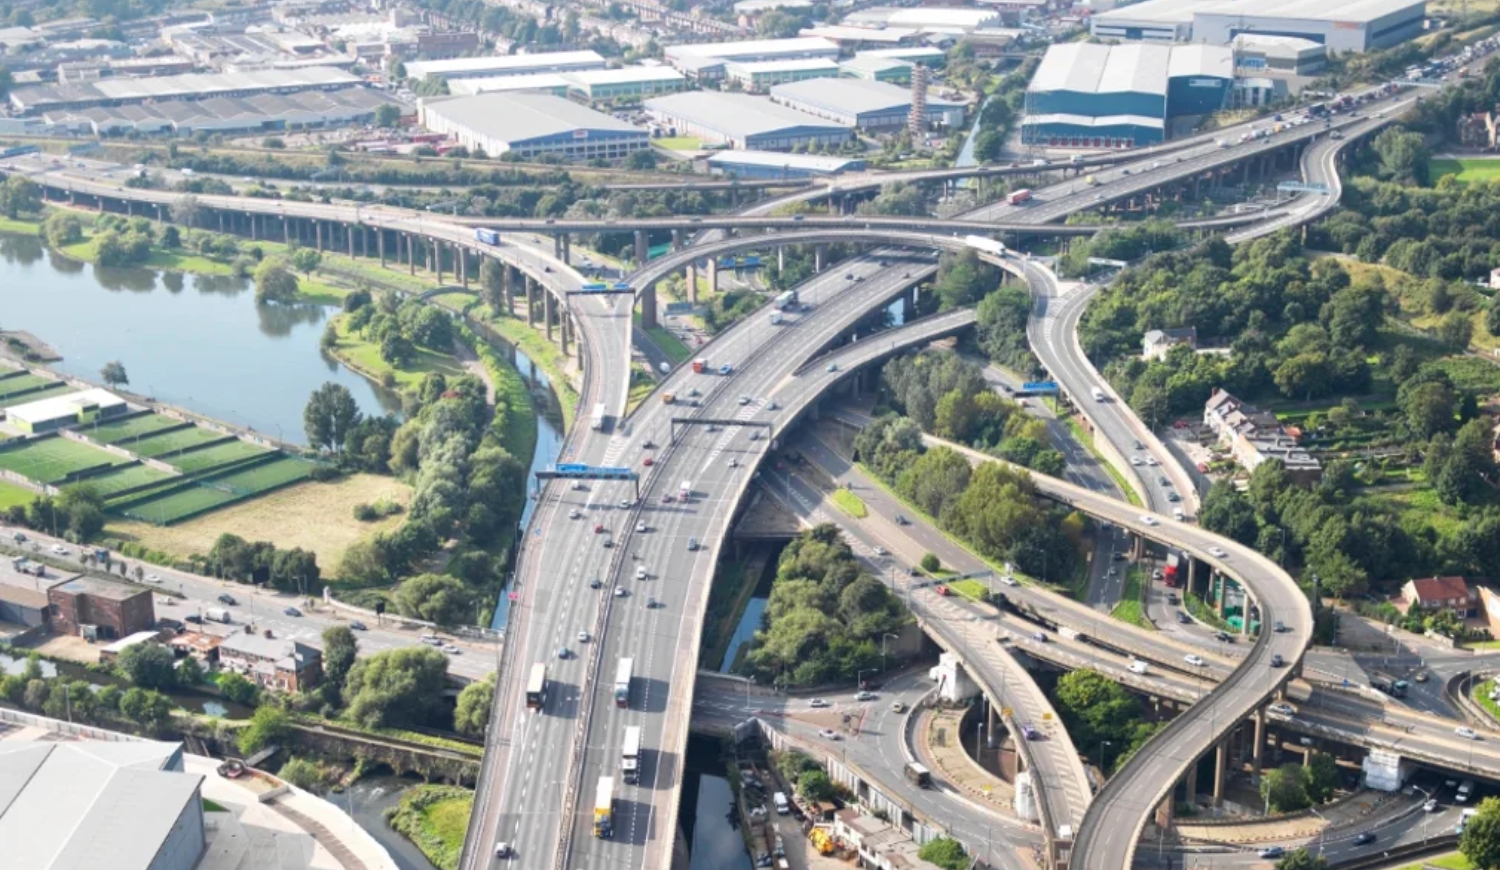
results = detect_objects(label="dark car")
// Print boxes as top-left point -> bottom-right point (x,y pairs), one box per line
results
1214,631 -> 1234,643
1271,654 -> 1285,668
218,594 -> 237,605
1353,832 -> 1376,846
350,621 -> 367,631
1176,611 -> 1192,624
184,614 -> 204,624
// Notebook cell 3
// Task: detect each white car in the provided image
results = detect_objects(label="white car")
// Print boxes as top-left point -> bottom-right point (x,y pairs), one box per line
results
728,458 -> 739,468
1184,654 -> 1206,667
51,544 -> 69,555
1208,546 -> 1227,558
577,630 -> 590,643
569,509 -> 581,520
145,574 -> 162,584
809,698 -> 829,708
1269,704 -> 1296,716
614,586 -> 627,598
873,546 -> 888,557
818,728 -> 841,740
1130,456 -> 1143,466
635,566 -> 647,580
636,522 -> 647,533
1140,515 -> 1158,527
1145,456 -> 1158,466
855,690 -> 875,701
1456,727 -> 1480,740
1001,576 -> 1019,587
442,644 -> 461,654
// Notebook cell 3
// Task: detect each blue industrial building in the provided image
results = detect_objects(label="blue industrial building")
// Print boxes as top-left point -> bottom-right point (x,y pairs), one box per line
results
1022,43 -> 1232,148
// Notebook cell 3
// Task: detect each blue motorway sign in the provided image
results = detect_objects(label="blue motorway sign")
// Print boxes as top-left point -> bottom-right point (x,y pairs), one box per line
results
1022,381 -> 1059,393
556,463 -> 589,473
549,464 -> 634,480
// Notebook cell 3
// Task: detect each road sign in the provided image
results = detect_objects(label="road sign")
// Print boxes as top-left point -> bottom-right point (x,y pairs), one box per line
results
1021,381 -> 1059,394
1087,257 -> 1128,268
1276,181 -> 1331,194
556,463 -> 588,473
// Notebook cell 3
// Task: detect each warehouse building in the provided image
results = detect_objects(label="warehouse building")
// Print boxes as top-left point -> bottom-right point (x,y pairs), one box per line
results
448,73 -> 573,97
43,87 -> 396,136
9,66 -> 361,115
770,78 -> 967,131
844,6 -> 1003,31
858,46 -> 947,67
726,57 -> 840,91
1232,34 -> 1328,76
665,36 -> 839,82
4,388 -> 126,434
406,49 -> 606,82
799,24 -> 919,49
0,739 -> 205,870
420,92 -> 649,161
1089,0 -> 1425,52
1022,42 -> 1232,146
564,66 -> 687,102
706,149 -> 867,179
645,91 -> 852,151
839,55 -> 915,83
48,574 -> 155,641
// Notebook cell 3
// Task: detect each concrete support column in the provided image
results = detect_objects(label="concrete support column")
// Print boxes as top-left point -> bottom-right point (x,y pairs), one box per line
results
544,290 -> 555,342
1217,576 -> 1228,618
707,258 -> 719,297
347,224 -> 354,258
1252,708 -> 1266,777
640,282 -> 658,330
778,248 -> 784,272
378,230 -> 386,267
501,264 -> 512,312
459,248 -> 469,289
560,312 -> 571,357
1185,757 -> 1199,803
671,228 -> 682,251
634,230 -> 648,267
814,244 -> 826,273
686,263 -> 698,304
562,233 -> 570,264
525,275 -> 535,327
315,221 -> 323,253
1154,794 -> 1174,830
407,234 -> 415,276
1213,741 -> 1227,806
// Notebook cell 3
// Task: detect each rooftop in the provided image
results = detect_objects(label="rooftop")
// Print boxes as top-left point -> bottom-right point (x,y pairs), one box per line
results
4,387 -> 123,424
1030,43 -> 1168,96
423,91 -> 644,143
0,739 -> 201,870
845,6 -> 1001,28
708,149 -> 865,171
727,57 -> 841,75
1167,44 -> 1234,80
11,67 -> 360,111
564,66 -> 686,86
447,73 -> 572,96
771,77 -> 964,114
405,50 -> 604,79
1095,0 -> 1422,24
1408,576 -> 1474,603
100,630 -> 162,655
1024,112 -> 1167,129
801,24 -> 919,43
220,631 -> 321,665
646,91 -> 849,139
665,36 -> 839,60
49,574 -> 148,603
839,55 -> 914,74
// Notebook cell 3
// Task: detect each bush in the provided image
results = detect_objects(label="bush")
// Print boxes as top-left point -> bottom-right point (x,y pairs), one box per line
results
918,837 -> 968,870
353,502 -> 379,522
920,553 -> 941,573
277,757 -> 333,792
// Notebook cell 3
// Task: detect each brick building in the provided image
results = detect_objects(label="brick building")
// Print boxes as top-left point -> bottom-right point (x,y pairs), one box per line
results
218,631 -> 322,693
46,575 -> 155,640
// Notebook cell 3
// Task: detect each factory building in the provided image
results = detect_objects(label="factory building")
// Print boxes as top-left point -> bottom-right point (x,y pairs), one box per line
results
665,36 -> 839,82
770,78 -> 967,131
405,50 -> 606,82
448,73 -> 573,98
43,88 -> 396,136
1022,42 -> 1232,147
839,56 -> 915,83
1089,0 -> 1425,53
857,46 -> 947,67
563,67 -> 687,102
419,92 -> 649,161
705,150 -> 868,179
799,24 -> 920,50
725,58 -> 840,91
645,91 -> 852,151
843,6 -> 1003,32
4,388 -> 126,434
1232,34 -> 1328,76
9,66 -> 360,115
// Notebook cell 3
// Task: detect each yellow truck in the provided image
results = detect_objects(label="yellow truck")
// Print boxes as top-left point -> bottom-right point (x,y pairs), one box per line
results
809,827 -> 834,855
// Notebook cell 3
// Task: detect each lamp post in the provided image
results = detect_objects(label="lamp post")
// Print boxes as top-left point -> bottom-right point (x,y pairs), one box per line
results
857,668 -> 875,692
1096,739 -> 1112,773
882,632 -> 900,671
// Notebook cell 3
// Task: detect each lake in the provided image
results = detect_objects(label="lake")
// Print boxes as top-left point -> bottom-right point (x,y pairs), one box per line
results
0,234 -> 400,444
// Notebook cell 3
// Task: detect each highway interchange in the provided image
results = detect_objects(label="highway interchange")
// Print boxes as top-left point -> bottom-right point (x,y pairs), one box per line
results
4,54 -> 1494,870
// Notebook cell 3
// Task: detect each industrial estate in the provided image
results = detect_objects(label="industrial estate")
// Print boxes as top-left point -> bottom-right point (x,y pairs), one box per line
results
6,2 -> 1500,870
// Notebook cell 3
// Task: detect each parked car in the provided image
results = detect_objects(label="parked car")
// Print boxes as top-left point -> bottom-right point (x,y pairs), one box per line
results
350,621 -> 367,631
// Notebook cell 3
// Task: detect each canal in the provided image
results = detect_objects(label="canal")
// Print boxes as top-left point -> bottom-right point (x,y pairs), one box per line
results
0,234 -> 399,444
683,734 -> 754,870
0,650 -> 255,719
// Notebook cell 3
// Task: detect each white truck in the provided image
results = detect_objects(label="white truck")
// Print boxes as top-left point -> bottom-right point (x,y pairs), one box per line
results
205,607 -> 232,623
679,480 -> 691,501
621,725 -> 641,784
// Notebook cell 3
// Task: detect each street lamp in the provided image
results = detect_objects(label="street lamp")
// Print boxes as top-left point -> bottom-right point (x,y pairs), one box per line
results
1096,739 -> 1112,773
882,633 -> 900,671
857,668 -> 875,691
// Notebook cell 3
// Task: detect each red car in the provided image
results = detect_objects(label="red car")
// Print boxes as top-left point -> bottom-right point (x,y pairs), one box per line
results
643,457 -> 654,467
594,523 -> 605,534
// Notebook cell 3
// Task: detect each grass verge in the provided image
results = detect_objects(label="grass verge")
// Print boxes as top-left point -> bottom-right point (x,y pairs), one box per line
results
481,307 -> 579,431
831,488 -> 868,519
1063,417 -> 1143,507
384,784 -> 473,870
633,311 -> 693,364
1184,590 -> 1233,632
328,316 -> 466,391
1110,566 -> 1154,630
1475,679 -> 1500,723
0,480 -> 35,509
202,798 -> 229,813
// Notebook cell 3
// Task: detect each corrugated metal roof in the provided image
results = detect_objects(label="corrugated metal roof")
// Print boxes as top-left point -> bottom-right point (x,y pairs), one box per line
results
1028,43 -> 1109,94
771,77 -> 963,115
1196,0 -> 1422,22
645,91 -> 848,140
406,50 -> 603,79
665,36 -> 839,60
1100,44 -> 1170,96
1167,44 -> 1234,79
423,92 -> 644,145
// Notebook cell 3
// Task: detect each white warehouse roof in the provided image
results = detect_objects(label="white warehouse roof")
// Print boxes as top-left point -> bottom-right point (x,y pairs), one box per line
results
1094,0 -> 1421,25
5,387 -> 124,424
0,740 -> 201,870
708,150 -> 864,172
665,36 -> 839,61
771,77 -> 964,116
1030,43 -> 1169,97
406,50 -> 604,80
448,73 -> 572,96
1167,44 -> 1234,79
422,91 -> 640,145
646,91 -> 847,140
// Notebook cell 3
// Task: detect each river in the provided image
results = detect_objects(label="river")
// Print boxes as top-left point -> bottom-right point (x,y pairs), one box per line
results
0,234 -> 400,444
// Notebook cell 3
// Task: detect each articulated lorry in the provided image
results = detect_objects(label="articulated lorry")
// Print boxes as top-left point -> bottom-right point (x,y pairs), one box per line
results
594,776 -> 615,839
621,726 -> 641,784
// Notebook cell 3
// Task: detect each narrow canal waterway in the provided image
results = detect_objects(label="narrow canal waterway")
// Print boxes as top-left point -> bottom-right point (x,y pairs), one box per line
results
0,234 -> 399,444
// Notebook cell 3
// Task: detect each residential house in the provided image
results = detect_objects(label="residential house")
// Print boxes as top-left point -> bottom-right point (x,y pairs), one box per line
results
218,631 -> 321,693
1203,388 -> 1321,483
833,809 -> 944,870
1142,326 -> 1198,361
1400,576 -> 1478,617
1457,108 -> 1500,151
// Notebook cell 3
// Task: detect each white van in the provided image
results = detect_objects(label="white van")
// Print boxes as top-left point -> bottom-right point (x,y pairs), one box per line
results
773,792 -> 790,815
1129,659 -> 1149,675
1173,507 -> 1185,521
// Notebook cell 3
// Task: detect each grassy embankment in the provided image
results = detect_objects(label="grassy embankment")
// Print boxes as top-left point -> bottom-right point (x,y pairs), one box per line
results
384,785 -> 473,870
1110,566 -> 1154,631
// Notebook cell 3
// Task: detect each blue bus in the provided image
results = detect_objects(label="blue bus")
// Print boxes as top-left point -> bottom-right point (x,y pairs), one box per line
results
474,227 -> 501,245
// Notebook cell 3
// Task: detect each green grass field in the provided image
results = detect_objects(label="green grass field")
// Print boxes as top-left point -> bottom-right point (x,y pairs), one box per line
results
1110,566 -> 1155,630
0,437 -> 125,483
120,484 -> 239,524
128,426 -> 228,458
0,479 -> 35,509
79,414 -> 183,445
118,454 -> 314,524
212,455 -> 314,492
831,488 -> 868,519
164,440 -> 270,473
83,463 -> 173,496
1430,157 -> 1500,184
0,374 -> 68,402
653,137 -> 704,151
331,317 -> 466,391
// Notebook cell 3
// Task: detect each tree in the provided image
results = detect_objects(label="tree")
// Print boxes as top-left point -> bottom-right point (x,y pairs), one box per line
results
99,360 -> 129,388
798,769 -> 834,801
238,704 -> 291,755
917,837 -> 968,870
172,194 -> 202,228
1304,752 -> 1339,804
117,687 -> 172,732
973,129 -> 1003,163
343,646 -> 450,729
303,382 -> 363,454
254,259 -> 299,304
454,672 -> 496,738
1461,796 -> 1500,870
1260,763 -> 1311,813
44,212 -> 83,247
374,103 -> 402,128
278,757 -> 330,792
0,175 -> 39,219
1400,379 -> 1457,438
479,258 -> 506,313
1488,303 -> 1500,342
1438,309 -> 1474,350
218,671 -> 259,705
393,573 -> 475,627
625,149 -> 658,170
1372,127 -> 1429,185
920,553 -> 941,573
322,625 -> 358,690
1275,849 -> 1329,870
291,248 -> 322,276
116,642 -> 177,690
